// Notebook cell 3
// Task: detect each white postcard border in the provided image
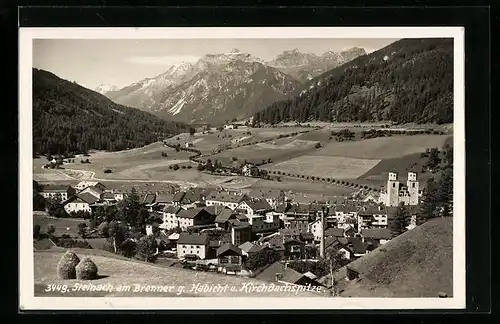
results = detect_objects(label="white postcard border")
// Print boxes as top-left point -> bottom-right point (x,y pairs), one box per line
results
19,27 -> 465,310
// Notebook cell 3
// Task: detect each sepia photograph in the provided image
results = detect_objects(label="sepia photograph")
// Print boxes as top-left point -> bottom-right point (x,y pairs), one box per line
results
19,27 -> 465,310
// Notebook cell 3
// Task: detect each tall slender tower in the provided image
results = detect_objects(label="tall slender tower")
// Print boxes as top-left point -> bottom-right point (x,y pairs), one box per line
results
319,206 -> 326,259
385,172 -> 400,206
406,172 -> 419,205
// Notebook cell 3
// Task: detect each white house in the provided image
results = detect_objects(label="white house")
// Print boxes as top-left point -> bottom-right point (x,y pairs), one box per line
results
63,192 -> 100,214
205,191 -> 246,210
236,198 -> 272,217
176,233 -> 210,260
75,181 -> 106,191
78,186 -> 104,200
161,206 -> 182,230
308,219 -> 323,242
39,184 -> 76,202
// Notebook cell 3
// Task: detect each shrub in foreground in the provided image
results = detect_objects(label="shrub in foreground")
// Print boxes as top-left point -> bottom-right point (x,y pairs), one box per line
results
76,257 -> 99,280
57,251 -> 80,279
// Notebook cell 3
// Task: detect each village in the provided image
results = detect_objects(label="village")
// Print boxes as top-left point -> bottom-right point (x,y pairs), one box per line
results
35,167 -> 422,289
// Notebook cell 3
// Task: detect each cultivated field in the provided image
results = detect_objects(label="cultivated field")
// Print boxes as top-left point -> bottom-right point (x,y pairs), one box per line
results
264,156 -> 381,180
209,138 -> 318,165
164,127 -> 312,155
312,135 -> 452,159
34,249 -> 326,297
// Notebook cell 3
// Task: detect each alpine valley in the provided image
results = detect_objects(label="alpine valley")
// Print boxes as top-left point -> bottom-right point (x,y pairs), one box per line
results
102,48 -> 367,124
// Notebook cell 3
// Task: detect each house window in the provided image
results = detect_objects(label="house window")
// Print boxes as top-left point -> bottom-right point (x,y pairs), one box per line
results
393,183 -> 396,188
230,256 -> 240,264
220,257 -> 229,264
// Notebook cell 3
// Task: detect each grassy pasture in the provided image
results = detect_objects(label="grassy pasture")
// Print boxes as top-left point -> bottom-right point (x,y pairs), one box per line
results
264,155 -> 381,180
207,138 -> 318,165
337,217 -> 453,297
313,135 -> 452,159
34,249 -> 325,297
33,214 -> 87,237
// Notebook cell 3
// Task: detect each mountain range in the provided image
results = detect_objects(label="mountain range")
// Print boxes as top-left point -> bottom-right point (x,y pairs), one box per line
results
254,38 -> 454,125
101,47 -> 367,124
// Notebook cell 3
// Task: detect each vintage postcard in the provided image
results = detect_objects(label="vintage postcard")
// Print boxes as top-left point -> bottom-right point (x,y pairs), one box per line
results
19,27 -> 465,310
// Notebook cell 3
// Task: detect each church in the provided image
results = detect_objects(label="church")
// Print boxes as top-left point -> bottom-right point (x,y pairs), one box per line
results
379,172 -> 422,207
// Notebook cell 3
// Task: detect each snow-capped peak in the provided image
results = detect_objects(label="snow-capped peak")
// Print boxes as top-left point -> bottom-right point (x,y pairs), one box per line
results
95,84 -> 118,94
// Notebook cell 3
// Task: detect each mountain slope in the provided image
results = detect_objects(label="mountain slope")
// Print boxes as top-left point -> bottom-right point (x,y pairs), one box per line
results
254,38 -> 453,125
267,47 -> 367,82
32,68 -> 187,155
320,217 -> 453,297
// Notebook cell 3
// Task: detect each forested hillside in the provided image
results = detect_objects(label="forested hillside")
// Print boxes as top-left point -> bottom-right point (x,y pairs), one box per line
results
253,38 -> 453,125
32,69 -> 188,155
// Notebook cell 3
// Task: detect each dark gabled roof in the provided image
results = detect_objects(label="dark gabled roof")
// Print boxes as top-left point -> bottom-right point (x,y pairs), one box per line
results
155,193 -> 175,204
216,243 -> 243,257
286,204 -> 311,215
275,203 -> 289,213
215,208 -> 238,223
177,233 -> 209,245
332,203 -> 359,213
177,208 -> 210,219
324,227 -> 345,238
40,184 -> 73,192
172,192 -> 186,203
325,237 -> 354,253
228,219 -> 251,229
72,192 -> 100,204
241,198 -> 273,211
279,228 -> 301,237
360,228 -> 392,240
163,206 -> 182,214
300,232 -> 314,241
256,262 -> 305,284
350,238 -> 368,254
102,192 -> 115,199
141,193 -> 156,205
247,244 -> 268,254
358,203 -> 386,215
236,213 -> 248,221
238,241 -> 255,253
181,189 -> 204,204
206,191 -> 246,204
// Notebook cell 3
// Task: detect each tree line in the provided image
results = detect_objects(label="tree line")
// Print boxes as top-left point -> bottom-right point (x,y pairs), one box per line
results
32,68 -> 188,156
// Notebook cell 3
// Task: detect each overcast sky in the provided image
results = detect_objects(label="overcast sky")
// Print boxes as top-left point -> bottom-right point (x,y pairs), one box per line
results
33,38 -> 398,89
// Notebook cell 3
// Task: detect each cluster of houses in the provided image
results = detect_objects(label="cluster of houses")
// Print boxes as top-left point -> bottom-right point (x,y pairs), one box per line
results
37,172 -> 421,287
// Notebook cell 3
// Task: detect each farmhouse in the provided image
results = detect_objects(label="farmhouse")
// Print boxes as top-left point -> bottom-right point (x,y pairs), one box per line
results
257,262 -> 322,287
63,192 -> 100,214
205,191 -> 247,210
177,233 -> 210,260
216,243 -> 244,274
153,193 -> 176,210
75,181 -> 106,191
360,228 -> 392,245
176,207 -> 215,230
237,198 -> 273,217
39,184 -> 76,201
161,206 -> 183,230
308,219 -> 324,242
214,207 -> 239,229
324,237 -> 354,260
78,186 -> 104,200
357,203 -> 388,230
248,188 -> 285,209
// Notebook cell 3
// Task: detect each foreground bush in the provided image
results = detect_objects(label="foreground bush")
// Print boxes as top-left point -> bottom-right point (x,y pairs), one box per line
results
76,257 -> 99,280
57,251 -> 80,279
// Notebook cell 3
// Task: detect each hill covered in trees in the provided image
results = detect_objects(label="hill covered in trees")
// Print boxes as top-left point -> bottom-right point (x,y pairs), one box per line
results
33,69 -> 188,155
253,38 -> 453,125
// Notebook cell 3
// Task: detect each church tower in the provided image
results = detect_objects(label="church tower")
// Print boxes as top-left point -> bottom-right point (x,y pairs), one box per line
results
406,172 -> 419,205
385,172 -> 400,206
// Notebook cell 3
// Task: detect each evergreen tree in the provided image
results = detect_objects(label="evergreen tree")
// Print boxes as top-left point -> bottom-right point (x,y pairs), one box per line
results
390,203 -> 411,237
419,177 -> 439,224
